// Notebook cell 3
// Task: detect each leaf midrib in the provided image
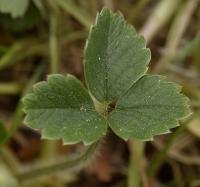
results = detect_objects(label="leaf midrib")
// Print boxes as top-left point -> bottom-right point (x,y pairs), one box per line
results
116,104 -> 185,110
27,106 -> 95,111
102,13 -> 111,102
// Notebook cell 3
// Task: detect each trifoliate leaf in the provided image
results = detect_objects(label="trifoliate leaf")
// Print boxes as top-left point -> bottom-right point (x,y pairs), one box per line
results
108,75 -> 190,140
0,0 -> 30,18
23,74 -> 107,145
84,8 -> 150,103
23,8 -> 190,145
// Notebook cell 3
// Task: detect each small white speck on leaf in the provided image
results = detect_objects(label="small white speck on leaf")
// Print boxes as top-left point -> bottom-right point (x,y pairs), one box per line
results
80,106 -> 87,112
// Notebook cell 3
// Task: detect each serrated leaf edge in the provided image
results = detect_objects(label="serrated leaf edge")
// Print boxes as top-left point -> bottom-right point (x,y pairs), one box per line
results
107,74 -> 191,141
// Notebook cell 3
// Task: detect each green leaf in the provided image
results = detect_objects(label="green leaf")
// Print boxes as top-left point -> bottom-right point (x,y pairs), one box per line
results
108,75 -> 190,140
0,0 -> 30,18
23,74 -> 107,145
84,8 -> 150,103
23,8 -> 190,145
0,120 -> 8,144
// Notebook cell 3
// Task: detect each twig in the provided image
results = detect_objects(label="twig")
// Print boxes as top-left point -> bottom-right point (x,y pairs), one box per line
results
56,0 -> 93,29
166,64 -> 200,86
171,32 -> 200,64
0,83 -> 22,95
128,0 -> 150,23
0,64 -> 45,146
16,140 -> 101,181
169,160 -> 184,187
48,0 -> 60,74
140,0 -> 183,43
191,179 -> 200,187
128,140 -> 148,187
153,0 -> 199,73
88,0 -> 98,16
40,0 -> 61,159
103,0 -> 114,10
0,147 -> 21,177
0,39 -> 47,70
154,139 -> 200,165
148,112 -> 199,177
0,31 -> 87,71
